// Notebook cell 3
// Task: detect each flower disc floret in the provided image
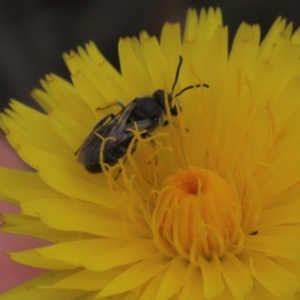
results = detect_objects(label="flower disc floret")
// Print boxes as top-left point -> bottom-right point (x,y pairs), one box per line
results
152,167 -> 241,263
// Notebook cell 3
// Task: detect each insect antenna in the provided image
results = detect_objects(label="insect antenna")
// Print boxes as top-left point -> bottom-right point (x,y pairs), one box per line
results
175,83 -> 209,98
170,56 -> 184,96
170,56 -> 209,99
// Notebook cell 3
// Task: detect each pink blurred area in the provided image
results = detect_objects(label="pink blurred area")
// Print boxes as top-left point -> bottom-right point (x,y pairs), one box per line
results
0,132 -> 49,294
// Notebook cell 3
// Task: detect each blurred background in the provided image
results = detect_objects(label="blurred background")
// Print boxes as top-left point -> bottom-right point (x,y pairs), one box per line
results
0,0 -> 299,111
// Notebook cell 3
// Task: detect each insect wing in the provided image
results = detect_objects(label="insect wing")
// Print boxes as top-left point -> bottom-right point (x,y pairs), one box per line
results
109,118 -> 155,158
76,120 -> 117,166
120,118 -> 155,144
76,102 -> 136,167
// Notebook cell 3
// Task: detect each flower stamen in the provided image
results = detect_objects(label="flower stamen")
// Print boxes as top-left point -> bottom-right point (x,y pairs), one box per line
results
152,167 -> 243,265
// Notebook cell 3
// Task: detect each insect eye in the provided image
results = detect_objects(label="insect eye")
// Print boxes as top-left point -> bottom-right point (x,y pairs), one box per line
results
170,106 -> 178,116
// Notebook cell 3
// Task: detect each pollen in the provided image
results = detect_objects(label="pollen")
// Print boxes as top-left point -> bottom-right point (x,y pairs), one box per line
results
152,167 -> 242,264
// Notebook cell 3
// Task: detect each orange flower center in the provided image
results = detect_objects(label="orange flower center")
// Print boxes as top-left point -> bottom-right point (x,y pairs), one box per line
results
152,167 -> 243,263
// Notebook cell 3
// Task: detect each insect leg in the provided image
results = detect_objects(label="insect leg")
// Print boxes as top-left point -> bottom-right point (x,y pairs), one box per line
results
96,101 -> 125,112
130,140 -> 138,154
93,113 -> 116,128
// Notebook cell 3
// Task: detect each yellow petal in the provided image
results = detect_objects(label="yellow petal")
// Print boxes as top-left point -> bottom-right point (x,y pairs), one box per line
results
220,252 -> 253,299
2,214 -> 91,243
21,197 -> 139,238
9,250 -> 75,270
49,268 -> 126,291
198,253 -> 224,299
245,234 -> 300,260
83,240 -> 158,271
156,256 -> 189,299
241,250 -> 299,299
98,254 -> 168,298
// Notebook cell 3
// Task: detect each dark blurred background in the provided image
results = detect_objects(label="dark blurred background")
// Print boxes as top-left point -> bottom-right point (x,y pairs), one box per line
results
0,0 -> 299,111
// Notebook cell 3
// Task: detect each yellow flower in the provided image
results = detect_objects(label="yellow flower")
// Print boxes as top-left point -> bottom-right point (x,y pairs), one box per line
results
1,7 -> 300,300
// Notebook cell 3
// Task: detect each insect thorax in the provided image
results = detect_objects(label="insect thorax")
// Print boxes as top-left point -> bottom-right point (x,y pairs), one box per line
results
131,93 -> 165,120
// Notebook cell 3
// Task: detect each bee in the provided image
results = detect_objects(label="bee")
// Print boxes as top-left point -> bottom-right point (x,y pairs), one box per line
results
76,56 -> 209,173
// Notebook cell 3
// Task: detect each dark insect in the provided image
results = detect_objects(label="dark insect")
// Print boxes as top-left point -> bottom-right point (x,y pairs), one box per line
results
76,56 -> 209,173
